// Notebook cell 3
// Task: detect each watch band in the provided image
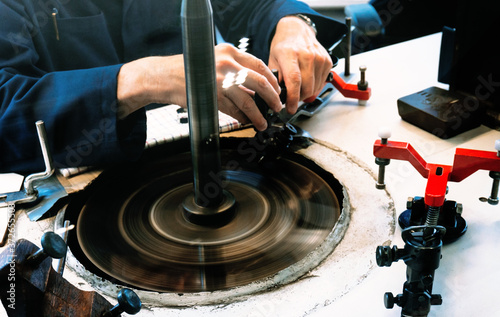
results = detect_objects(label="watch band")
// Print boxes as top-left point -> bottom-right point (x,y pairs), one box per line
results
291,14 -> 317,36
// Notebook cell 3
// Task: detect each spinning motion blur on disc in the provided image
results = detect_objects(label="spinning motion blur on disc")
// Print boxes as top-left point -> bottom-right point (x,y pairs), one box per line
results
68,142 -> 341,292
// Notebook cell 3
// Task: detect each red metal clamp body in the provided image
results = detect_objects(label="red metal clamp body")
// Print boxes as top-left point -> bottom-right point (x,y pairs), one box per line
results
303,70 -> 372,103
327,70 -> 371,101
374,139 -> 500,207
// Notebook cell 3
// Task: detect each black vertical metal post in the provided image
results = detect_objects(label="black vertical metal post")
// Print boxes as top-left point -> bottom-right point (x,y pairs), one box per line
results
345,17 -> 352,76
181,0 -> 223,208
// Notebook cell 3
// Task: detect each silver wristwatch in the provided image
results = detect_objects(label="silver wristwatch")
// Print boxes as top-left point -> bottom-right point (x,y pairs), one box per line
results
292,14 -> 317,36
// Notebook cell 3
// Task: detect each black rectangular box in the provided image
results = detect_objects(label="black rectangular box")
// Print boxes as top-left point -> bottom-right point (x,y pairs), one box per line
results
397,86 -> 483,139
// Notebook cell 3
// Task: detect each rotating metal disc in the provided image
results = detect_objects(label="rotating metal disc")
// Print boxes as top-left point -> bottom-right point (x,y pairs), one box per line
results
69,141 -> 341,293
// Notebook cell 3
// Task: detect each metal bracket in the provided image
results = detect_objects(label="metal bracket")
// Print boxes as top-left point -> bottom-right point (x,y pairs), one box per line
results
0,121 -> 54,205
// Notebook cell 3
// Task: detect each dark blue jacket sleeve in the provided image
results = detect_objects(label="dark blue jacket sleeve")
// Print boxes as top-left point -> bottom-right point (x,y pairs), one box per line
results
212,0 -> 347,61
0,0 -> 345,174
0,1 -> 146,173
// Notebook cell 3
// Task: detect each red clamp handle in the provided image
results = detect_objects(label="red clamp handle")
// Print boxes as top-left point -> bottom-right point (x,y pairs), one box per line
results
374,139 -> 500,207
303,70 -> 372,103
328,70 -> 371,101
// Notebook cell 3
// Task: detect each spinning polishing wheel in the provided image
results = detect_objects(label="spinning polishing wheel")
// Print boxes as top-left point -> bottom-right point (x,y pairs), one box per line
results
64,0 -> 343,294
65,140 -> 342,292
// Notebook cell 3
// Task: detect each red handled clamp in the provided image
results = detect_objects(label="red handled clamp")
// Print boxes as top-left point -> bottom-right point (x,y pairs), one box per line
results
303,66 -> 372,105
373,128 -> 500,241
374,134 -> 500,207
327,67 -> 371,102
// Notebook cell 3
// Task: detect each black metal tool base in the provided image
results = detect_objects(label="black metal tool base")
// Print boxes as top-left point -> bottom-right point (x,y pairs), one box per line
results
398,197 -> 467,244
377,225 -> 445,317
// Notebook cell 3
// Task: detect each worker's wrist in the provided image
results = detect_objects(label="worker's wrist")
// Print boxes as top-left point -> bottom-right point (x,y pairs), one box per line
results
117,56 -> 187,120
281,14 -> 317,36
116,59 -> 156,119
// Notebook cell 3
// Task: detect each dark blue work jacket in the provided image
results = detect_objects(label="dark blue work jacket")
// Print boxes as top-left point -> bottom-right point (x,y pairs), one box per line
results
0,0 -> 345,173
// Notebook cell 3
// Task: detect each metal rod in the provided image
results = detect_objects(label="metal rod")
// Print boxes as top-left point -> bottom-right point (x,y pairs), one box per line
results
490,179 -> 499,200
376,164 -> 386,189
55,220 -> 71,275
344,17 -> 352,76
181,0 -> 224,208
375,157 -> 390,190
24,120 -> 54,195
425,206 -> 440,227
488,171 -> 500,205
358,65 -> 368,89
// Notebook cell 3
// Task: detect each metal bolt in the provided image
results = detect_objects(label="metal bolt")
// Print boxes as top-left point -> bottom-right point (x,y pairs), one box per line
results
406,197 -> 414,210
102,289 -> 142,317
358,66 -> 368,91
360,66 -> 366,82
375,157 -> 390,190
25,232 -> 66,267
488,171 -> 500,205
421,274 -> 434,286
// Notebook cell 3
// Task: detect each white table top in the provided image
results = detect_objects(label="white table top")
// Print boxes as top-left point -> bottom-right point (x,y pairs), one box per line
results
302,0 -> 368,9
304,33 -> 500,316
2,33 -> 499,317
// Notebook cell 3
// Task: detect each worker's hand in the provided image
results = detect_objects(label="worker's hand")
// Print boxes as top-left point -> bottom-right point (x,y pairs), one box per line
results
214,44 -> 282,131
117,44 -> 281,131
269,16 -> 333,114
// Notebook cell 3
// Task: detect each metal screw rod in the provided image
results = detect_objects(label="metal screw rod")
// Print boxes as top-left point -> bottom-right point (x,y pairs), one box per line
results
425,206 -> 440,227
375,157 -> 390,189
358,65 -> 368,90
488,171 -> 500,205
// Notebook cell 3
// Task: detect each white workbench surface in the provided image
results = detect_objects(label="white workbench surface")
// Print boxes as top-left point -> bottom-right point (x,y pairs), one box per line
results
2,33 -> 499,317
302,0 -> 368,9
304,33 -> 500,316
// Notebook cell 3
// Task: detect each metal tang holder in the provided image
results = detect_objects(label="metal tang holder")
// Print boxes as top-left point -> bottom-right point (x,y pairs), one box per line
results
0,120 -> 54,205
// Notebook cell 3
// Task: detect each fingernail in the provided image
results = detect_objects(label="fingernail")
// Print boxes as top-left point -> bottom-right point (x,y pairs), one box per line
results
258,121 -> 268,131
275,101 -> 283,113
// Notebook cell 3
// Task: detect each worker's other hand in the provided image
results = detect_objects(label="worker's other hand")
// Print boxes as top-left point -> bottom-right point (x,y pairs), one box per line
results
269,16 -> 333,115
117,44 -> 281,131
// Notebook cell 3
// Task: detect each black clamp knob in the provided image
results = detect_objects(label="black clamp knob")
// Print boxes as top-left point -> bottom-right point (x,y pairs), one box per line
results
376,245 -> 398,267
25,231 -> 66,267
102,288 -> 142,317
384,291 -> 442,311
384,292 -> 399,309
